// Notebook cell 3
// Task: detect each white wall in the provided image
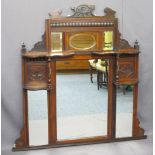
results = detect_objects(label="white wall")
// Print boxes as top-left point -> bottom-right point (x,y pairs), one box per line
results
123,0 -> 153,130
2,0 -> 152,150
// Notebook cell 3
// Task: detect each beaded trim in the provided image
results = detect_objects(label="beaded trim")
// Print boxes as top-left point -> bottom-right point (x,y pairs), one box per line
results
51,22 -> 113,27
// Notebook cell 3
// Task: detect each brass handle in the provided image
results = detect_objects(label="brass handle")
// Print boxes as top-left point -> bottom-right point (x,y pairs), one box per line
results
64,62 -> 70,65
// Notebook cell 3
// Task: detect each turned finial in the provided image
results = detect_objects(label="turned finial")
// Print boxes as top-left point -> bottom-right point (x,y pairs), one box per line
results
21,43 -> 27,53
134,40 -> 139,50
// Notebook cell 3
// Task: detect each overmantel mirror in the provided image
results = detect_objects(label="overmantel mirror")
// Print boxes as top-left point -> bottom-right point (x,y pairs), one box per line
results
13,5 -> 146,151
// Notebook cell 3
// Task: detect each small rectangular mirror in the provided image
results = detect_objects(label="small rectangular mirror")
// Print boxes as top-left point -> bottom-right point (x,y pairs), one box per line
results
103,31 -> 113,50
116,85 -> 133,138
51,32 -> 63,52
28,90 -> 48,146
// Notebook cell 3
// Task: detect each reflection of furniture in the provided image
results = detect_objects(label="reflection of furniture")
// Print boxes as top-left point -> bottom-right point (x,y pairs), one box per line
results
88,59 -> 97,83
56,60 -> 89,70
117,85 -> 126,95
13,5 -> 146,151
96,59 -> 108,90
89,59 -> 126,93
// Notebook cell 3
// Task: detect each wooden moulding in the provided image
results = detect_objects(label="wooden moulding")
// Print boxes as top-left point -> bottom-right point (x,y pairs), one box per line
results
14,5 -> 146,151
14,128 -> 28,149
14,53 -> 146,151
13,135 -> 146,151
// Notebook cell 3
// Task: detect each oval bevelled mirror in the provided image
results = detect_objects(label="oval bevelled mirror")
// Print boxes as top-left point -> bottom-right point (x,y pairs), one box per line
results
69,33 -> 97,50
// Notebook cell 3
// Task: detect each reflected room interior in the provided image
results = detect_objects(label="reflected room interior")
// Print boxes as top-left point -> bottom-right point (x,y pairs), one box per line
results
56,59 -> 109,140
28,90 -> 48,146
116,85 -> 133,138
27,59 -> 134,145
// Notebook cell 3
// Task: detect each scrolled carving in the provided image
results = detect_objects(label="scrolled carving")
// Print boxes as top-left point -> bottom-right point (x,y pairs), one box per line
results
70,4 -> 95,17
31,72 -> 45,81
104,7 -> 116,17
48,9 -> 62,18
27,63 -> 48,83
134,117 -> 145,137
119,39 -> 132,49
15,128 -> 28,148
31,33 -> 46,51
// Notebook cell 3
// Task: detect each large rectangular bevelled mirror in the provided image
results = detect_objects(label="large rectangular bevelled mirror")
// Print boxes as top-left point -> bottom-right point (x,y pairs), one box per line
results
116,85 -> 133,138
28,90 -> 48,146
56,59 -> 109,141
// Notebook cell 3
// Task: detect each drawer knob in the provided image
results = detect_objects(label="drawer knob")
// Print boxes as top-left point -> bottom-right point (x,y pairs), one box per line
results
64,62 -> 70,65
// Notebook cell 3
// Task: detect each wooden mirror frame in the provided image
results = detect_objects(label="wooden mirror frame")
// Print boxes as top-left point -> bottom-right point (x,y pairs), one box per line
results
13,5 -> 146,151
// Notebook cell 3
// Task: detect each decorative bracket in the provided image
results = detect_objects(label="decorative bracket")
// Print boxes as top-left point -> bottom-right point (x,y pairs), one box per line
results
119,39 -> 132,49
14,127 -> 28,149
31,33 -> 47,51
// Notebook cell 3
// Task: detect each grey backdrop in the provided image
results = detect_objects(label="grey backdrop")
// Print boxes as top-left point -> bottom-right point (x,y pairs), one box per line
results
2,0 -> 153,155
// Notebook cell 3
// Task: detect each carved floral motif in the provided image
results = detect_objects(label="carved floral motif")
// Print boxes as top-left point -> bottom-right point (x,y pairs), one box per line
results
119,64 -> 135,79
27,63 -> 48,82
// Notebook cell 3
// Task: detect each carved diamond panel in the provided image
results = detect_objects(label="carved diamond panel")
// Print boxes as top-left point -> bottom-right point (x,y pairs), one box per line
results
117,56 -> 138,84
119,64 -> 135,79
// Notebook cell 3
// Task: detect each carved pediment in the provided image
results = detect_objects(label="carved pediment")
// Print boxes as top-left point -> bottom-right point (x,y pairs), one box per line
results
70,4 -> 95,17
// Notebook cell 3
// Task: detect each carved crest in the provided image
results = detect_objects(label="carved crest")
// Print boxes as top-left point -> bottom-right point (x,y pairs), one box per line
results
104,7 -> 116,17
48,9 -> 62,18
70,4 -> 95,17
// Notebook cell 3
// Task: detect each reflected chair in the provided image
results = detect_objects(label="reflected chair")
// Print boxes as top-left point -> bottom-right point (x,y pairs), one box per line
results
96,59 -> 109,90
88,59 -> 97,83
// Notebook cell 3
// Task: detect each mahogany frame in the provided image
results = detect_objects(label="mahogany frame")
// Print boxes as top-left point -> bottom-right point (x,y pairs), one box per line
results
13,6 -> 146,151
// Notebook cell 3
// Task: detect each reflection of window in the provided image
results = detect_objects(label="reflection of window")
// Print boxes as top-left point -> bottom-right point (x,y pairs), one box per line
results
103,31 -> 113,50
51,32 -> 62,52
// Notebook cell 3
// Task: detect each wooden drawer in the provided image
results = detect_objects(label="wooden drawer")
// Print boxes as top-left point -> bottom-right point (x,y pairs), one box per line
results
56,60 -> 89,70
24,61 -> 48,89
117,56 -> 138,84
